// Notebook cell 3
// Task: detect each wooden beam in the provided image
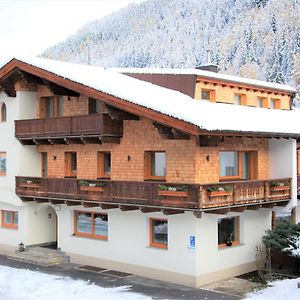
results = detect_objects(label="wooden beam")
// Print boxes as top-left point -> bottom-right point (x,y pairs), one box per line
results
153,123 -> 190,140
119,205 -> 139,211
230,207 -> 246,212
35,199 -> 50,203
65,201 -> 81,206
162,209 -> 184,215
139,207 -> 161,213
100,204 -> 118,210
50,200 -> 62,205
82,202 -> 100,208
80,137 -> 102,144
205,208 -> 230,215
104,104 -> 140,120
193,211 -> 202,218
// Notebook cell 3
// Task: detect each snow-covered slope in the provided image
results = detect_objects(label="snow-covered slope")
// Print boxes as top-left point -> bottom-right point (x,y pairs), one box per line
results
41,0 -> 300,85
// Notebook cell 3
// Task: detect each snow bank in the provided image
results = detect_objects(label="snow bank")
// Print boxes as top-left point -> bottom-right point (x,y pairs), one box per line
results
1,56 -> 300,136
0,265 -> 151,300
246,277 -> 300,300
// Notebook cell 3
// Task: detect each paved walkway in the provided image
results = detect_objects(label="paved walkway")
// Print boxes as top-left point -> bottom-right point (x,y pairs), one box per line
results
0,253 -> 240,300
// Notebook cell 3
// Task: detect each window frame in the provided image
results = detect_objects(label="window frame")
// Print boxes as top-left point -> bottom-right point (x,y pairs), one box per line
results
0,152 -> 6,177
74,210 -> 108,240
40,96 -> 64,118
257,97 -> 268,108
144,151 -> 166,181
234,93 -> 247,105
219,150 -> 257,181
218,216 -> 240,248
149,218 -> 168,249
65,152 -> 77,178
270,98 -> 281,109
1,210 -> 18,229
97,152 -> 111,179
0,103 -> 6,122
201,89 -> 216,102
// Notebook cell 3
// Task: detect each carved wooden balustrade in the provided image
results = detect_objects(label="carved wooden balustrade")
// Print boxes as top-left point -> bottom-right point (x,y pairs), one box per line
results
16,177 -> 291,211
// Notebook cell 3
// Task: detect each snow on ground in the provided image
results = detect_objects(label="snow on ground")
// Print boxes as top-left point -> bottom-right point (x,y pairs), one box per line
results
245,277 -> 300,300
0,265 -> 152,300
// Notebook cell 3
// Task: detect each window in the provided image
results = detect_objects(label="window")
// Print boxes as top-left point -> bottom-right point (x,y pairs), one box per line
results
219,151 -> 257,180
98,152 -> 111,178
145,151 -> 166,180
41,96 -> 64,118
0,152 -> 6,176
201,89 -> 215,101
257,97 -> 268,108
41,153 -> 48,177
149,218 -> 168,249
234,94 -> 246,105
88,98 -> 101,114
74,211 -> 108,240
218,217 -> 239,247
0,103 -> 6,122
1,210 -> 18,229
270,98 -> 281,109
65,152 -> 77,177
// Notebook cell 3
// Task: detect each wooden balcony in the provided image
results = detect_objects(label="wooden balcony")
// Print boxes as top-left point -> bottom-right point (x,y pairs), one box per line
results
15,114 -> 122,145
16,177 -> 291,216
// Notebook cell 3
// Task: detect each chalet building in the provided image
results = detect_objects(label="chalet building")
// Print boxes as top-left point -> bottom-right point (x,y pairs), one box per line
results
0,57 -> 299,287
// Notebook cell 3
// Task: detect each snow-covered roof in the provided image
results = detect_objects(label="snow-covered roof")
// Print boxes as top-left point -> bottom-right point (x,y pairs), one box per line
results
1,56 -> 300,136
113,67 -> 296,94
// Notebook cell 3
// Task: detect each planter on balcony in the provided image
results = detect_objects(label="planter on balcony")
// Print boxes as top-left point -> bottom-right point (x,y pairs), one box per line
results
80,186 -> 104,192
158,190 -> 188,197
19,182 -> 40,189
208,191 -> 231,197
270,186 -> 290,192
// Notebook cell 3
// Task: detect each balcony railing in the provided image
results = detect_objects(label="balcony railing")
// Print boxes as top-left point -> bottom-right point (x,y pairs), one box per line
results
15,114 -> 122,142
16,177 -> 291,211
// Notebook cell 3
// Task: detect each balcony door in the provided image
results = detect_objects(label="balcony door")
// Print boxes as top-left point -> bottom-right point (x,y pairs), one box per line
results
219,151 -> 257,181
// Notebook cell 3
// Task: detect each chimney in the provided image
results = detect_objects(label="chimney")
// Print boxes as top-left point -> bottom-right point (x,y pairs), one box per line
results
196,50 -> 219,73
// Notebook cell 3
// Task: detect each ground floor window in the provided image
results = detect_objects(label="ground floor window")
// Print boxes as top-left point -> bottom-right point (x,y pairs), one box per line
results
1,210 -> 18,229
218,216 -> 239,247
74,211 -> 108,240
149,218 -> 168,249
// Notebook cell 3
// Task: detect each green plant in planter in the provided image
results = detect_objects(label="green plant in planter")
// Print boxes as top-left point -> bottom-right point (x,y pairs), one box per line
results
158,185 -> 188,192
20,178 -> 39,184
270,181 -> 287,187
207,185 -> 232,192
226,232 -> 234,246
79,180 -> 106,188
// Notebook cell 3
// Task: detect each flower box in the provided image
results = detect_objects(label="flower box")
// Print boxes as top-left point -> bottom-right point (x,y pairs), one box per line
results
19,183 -> 40,189
158,190 -> 188,197
208,191 -> 231,197
270,186 -> 290,192
80,186 -> 104,192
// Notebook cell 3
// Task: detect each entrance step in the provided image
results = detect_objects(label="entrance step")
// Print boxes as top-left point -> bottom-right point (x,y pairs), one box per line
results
7,246 -> 70,267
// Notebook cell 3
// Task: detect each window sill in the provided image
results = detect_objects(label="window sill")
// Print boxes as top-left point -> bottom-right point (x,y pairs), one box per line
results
218,242 -> 243,250
1,225 -> 18,230
73,233 -> 108,241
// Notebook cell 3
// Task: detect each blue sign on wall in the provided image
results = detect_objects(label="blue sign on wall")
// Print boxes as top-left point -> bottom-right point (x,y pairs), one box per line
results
189,235 -> 196,249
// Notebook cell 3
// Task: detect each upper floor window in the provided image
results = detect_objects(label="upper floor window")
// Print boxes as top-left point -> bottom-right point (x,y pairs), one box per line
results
98,152 -> 111,178
219,151 -> 257,181
0,103 -> 6,122
74,211 -> 108,240
145,151 -> 166,180
257,97 -> 268,108
1,210 -> 18,229
65,152 -> 77,178
149,218 -> 168,249
234,94 -> 246,105
88,98 -> 101,114
0,152 -> 6,176
218,216 -> 239,247
270,98 -> 281,109
201,89 -> 216,102
41,96 -> 64,118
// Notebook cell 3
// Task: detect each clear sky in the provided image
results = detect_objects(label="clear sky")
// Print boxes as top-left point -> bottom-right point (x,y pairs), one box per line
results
0,0 -> 141,58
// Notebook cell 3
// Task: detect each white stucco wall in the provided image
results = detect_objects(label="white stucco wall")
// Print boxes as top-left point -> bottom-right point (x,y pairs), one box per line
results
268,138 -> 297,210
195,210 -> 271,277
